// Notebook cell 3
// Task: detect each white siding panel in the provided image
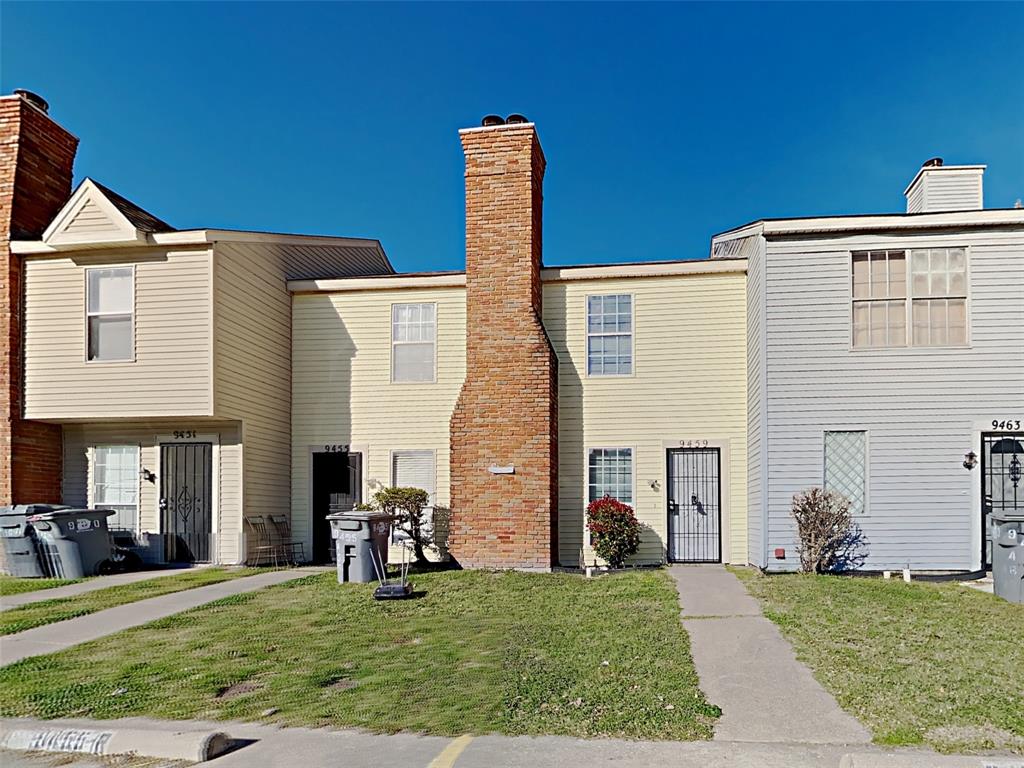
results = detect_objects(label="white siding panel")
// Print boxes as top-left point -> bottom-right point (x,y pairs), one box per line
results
61,421 -> 243,564
762,228 -> 1024,571
23,249 -> 213,419
544,273 -> 748,566
291,287 -> 466,556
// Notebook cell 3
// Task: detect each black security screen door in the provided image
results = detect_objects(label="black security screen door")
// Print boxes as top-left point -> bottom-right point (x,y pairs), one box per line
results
160,442 -> 213,563
667,448 -> 722,563
982,432 -> 1023,569
311,451 -> 362,563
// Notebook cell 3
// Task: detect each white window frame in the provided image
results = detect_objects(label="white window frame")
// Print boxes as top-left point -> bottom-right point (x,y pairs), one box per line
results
585,293 -> 635,378
390,302 -> 437,384
88,444 -> 141,531
389,449 -> 437,506
586,446 -> 636,506
850,247 -> 970,350
84,265 -> 135,363
822,430 -> 870,516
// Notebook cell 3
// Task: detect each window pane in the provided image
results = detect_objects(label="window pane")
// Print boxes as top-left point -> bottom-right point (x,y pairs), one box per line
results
948,248 -> 966,274
852,254 -> 870,298
948,298 -> 967,344
911,249 -> 929,274
912,300 -> 929,346
870,253 -> 888,298
852,302 -> 870,347
87,268 -> 132,314
392,450 -> 436,503
887,253 -> 906,298
929,269 -> 948,298
393,342 -> 434,382
887,300 -> 906,346
869,303 -> 887,347
824,431 -> 866,515
588,448 -> 633,504
92,445 -> 138,531
949,269 -> 966,296
88,315 -> 132,361
929,299 -> 948,346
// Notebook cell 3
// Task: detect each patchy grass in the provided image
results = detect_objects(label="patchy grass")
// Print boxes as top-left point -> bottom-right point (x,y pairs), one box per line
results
0,568 -> 263,635
733,568 -> 1024,754
0,575 -> 83,596
0,569 -> 718,740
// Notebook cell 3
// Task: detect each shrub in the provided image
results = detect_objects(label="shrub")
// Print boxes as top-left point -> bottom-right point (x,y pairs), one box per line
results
790,487 -> 866,573
586,495 -> 642,568
371,486 -> 432,562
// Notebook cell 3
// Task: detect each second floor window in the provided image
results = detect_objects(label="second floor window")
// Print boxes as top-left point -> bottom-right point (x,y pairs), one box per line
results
86,266 -> 134,362
392,303 -> 436,382
587,294 -> 633,375
852,248 -> 967,348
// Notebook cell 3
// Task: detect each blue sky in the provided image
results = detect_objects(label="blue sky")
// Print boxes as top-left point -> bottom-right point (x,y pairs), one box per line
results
3,2 -> 1022,272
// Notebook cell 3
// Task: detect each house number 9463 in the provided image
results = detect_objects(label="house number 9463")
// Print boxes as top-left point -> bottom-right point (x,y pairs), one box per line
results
992,420 -> 1021,431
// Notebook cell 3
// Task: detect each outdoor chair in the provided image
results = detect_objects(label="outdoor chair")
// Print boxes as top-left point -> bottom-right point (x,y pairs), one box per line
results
245,515 -> 284,567
270,514 -> 305,565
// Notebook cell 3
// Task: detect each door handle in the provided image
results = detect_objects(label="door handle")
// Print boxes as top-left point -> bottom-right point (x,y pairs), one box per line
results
159,498 -> 168,512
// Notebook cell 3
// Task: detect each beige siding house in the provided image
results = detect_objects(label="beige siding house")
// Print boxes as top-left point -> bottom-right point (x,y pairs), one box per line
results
289,258 -> 748,567
13,179 -> 391,564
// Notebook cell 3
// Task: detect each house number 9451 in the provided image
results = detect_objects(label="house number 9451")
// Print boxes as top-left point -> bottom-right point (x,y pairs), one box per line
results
173,430 -> 197,439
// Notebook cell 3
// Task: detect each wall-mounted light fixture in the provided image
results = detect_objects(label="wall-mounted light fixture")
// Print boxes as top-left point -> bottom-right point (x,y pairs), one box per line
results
1010,455 -> 1022,487
649,479 -> 660,491
962,451 -> 977,470
142,468 -> 156,483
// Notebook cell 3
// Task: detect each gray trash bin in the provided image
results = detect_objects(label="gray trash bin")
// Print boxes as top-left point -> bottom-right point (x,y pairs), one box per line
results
28,508 -> 116,579
326,511 -> 395,583
990,513 -> 1024,604
0,504 -> 69,578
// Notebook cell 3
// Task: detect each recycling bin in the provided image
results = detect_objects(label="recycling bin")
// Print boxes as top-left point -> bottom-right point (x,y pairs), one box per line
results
28,508 -> 116,579
326,510 -> 395,583
990,513 -> 1024,604
0,504 -> 68,578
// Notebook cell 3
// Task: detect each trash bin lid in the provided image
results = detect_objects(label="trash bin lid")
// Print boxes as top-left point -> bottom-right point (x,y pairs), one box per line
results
1,503 -> 69,517
326,511 -> 399,523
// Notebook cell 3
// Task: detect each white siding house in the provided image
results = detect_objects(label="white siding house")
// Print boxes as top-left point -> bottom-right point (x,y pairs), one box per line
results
714,162 -> 1024,573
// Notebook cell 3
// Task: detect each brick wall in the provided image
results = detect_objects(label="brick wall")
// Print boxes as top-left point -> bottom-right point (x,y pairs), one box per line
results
448,123 -> 558,570
0,94 -> 78,504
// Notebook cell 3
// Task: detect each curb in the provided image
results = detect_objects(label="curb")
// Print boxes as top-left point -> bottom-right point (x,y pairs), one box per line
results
0,722 -> 232,762
840,752 -> 1024,768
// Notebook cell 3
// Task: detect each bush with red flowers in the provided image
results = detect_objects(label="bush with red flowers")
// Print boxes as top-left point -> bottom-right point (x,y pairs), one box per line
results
586,495 -> 642,568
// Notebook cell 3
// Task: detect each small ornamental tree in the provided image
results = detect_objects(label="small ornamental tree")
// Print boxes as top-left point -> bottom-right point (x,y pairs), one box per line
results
791,487 -> 863,574
586,495 -> 642,568
372,486 -> 432,562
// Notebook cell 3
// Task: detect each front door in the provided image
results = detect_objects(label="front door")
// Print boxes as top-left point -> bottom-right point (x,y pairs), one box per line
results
982,432 -> 1023,569
160,442 -> 213,563
311,451 -> 362,563
667,448 -> 722,563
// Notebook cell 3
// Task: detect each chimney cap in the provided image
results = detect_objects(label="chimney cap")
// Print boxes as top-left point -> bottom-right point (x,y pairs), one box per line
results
505,113 -> 528,125
13,88 -> 49,114
922,157 -> 943,168
481,114 -> 505,127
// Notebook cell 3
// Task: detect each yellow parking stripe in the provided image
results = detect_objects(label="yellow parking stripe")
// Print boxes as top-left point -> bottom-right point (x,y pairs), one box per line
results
427,734 -> 473,768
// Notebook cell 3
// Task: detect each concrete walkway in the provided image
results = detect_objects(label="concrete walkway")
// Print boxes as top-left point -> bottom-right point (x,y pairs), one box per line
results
0,568 -> 325,666
3,716 -> 1019,768
670,565 -> 871,745
1,566 -> 210,610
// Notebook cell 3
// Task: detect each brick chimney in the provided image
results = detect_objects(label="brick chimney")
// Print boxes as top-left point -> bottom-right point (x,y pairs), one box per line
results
448,118 -> 558,570
0,90 -> 78,504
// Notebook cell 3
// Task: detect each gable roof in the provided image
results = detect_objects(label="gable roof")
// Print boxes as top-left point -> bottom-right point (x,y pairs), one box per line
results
89,180 -> 175,234
40,177 -> 174,248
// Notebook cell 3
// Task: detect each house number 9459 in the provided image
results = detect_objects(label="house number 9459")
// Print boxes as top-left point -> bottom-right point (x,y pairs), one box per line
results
992,420 -> 1021,431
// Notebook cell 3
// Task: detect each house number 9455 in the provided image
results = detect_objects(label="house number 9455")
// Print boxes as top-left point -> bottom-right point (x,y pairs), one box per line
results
992,420 -> 1021,431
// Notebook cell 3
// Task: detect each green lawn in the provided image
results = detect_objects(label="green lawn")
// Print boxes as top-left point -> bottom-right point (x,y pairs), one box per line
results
0,568 -> 262,635
0,574 -> 83,596
0,569 -> 718,740
733,569 -> 1024,754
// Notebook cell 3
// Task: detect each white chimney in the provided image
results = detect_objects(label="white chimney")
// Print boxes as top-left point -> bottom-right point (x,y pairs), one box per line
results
904,157 -> 985,213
